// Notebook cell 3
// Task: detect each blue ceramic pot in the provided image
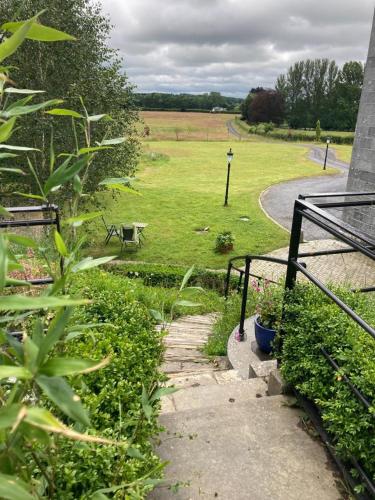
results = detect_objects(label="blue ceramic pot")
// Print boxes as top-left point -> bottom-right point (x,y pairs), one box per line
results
254,315 -> 276,354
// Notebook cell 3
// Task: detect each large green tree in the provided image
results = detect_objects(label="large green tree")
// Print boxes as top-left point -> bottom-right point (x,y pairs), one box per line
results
0,0 -> 139,210
276,58 -> 363,131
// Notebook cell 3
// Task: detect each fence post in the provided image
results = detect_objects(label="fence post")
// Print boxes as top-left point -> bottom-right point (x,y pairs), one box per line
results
285,201 -> 303,290
224,262 -> 232,299
239,256 -> 251,341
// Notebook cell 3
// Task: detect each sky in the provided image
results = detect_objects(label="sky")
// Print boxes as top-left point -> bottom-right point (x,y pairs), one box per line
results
101,0 -> 375,97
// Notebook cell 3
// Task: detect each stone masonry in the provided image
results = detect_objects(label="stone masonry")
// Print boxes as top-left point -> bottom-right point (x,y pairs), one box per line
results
346,9 -> 375,237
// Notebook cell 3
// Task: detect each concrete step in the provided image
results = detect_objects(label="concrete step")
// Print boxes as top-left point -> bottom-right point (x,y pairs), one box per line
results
150,396 -> 340,499
161,377 -> 267,414
165,369 -> 243,390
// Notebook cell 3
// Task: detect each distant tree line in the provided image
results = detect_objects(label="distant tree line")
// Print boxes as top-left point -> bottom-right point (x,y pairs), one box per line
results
135,92 -> 243,112
241,59 -> 364,131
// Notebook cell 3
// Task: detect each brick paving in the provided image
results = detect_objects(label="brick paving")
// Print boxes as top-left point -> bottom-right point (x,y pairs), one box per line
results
247,239 -> 375,288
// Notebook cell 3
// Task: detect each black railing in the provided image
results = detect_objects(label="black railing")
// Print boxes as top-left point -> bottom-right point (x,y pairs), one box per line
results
0,204 -> 63,283
225,191 -> 375,498
224,255 -> 289,340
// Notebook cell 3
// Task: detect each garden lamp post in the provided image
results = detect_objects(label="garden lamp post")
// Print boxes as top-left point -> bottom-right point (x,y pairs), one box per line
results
323,138 -> 331,170
224,148 -> 234,206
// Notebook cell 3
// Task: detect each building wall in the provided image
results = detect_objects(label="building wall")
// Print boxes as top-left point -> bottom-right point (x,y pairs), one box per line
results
346,10 -> 375,237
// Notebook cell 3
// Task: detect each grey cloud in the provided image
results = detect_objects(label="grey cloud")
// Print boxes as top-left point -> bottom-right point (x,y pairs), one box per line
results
102,0 -> 374,96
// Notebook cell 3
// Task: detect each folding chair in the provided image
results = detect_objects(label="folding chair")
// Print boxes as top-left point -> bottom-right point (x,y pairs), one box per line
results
102,216 -> 119,245
120,224 -> 140,252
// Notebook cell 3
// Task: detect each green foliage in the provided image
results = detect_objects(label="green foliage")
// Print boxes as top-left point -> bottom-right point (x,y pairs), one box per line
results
253,281 -> 284,330
276,58 -> 363,130
0,0 -> 139,207
136,91 -> 242,111
107,262 -> 238,293
281,284 -> 375,488
49,269 -> 165,497
215,231 -> 235,253
205,291 -> 256,356
248,126 -> 354,144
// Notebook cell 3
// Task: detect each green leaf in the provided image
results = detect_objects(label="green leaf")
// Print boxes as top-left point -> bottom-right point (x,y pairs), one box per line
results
2,99 -> 63,118
0,296 -> 88,311
40,357 -> 110,377
0,234 -> 7,289
0,117 -> 17,142
54,230 -> 68,257
0,15 -> 36,63
63,211 -> 103,227
2,21 -> 76,42
0,145 -> 38,151
91,493 -> 109,500
73,174 -> 82,194
141,386 -> 153,420
44,155 -> 88,195
0,205 -> 11,216
37,308 -> 73,364
0,152 -> 18,159
149,386 -> 178,403
0,167 -> 24,174
0,366 -> 32,380
149,309 -> 163,322
174,300 -> 201,308
87,114 -> 110,122
13,192 -> 46,202
100,137 -> 125,145
72,256 -> 116,272
126,446 -> 145,460
6,234 -> 38,248
46,108 -> 83,118
0,404 -> 22,429
0,473 -> 36,500
78,146 -> 112,155
4,88 -> 45,94
180,265 -> 195,291
36,375 -> 90,426
103,184 -> 142,195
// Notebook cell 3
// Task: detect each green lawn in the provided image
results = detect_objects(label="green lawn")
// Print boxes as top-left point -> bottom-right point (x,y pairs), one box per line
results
333,144 -> 353,163
92,139 -> 334,268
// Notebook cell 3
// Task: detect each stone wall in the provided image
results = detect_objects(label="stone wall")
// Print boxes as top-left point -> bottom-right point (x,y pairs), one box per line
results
346,10 -> 375,238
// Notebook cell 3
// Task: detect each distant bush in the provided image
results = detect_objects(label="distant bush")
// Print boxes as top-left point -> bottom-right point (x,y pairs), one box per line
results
248,126 -> 354,144
106,262 -> 238,293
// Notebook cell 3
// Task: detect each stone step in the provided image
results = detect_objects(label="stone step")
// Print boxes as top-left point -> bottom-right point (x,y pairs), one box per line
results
165,369 -> 242,390
161,378 -> 267,414
150,397 -> 340,500
161,361 -> 216,375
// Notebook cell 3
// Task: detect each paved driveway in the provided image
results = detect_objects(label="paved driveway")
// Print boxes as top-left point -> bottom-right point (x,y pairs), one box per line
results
261,146 -> 349,240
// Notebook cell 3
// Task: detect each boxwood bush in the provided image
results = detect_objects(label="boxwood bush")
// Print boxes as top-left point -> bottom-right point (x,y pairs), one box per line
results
281,284 -> 375,491
106,262 -> 238,293
53,270 -> 166,498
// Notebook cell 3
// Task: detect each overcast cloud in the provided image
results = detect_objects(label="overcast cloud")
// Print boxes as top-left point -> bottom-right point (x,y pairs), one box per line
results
101,0 -> 375,96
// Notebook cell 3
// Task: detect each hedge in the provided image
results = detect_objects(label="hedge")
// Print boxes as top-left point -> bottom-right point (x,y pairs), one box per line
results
106,262 -> 238,293
281,284 -> 375,494
53,270 -> 165,498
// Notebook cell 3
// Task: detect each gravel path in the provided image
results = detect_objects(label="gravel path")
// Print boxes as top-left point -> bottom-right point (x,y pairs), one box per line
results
261,146 -> 350,240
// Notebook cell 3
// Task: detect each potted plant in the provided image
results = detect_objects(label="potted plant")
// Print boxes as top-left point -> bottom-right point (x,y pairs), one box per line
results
215,231 -> 235,253
253,280 -> 283,354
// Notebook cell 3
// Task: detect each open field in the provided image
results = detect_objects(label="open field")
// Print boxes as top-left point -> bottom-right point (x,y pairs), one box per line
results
93,136 -> 336,268
139,111 -> 238,141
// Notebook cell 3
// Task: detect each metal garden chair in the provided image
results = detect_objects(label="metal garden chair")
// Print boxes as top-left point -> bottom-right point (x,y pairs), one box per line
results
102,216 -> 120,245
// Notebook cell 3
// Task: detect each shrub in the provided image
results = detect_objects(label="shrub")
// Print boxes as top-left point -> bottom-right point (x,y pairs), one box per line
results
215,231 -> 235,253
281,284 -> 375,491
106,262 -> 238,293
53,270 -> 166,497
264,122 -> 275,133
